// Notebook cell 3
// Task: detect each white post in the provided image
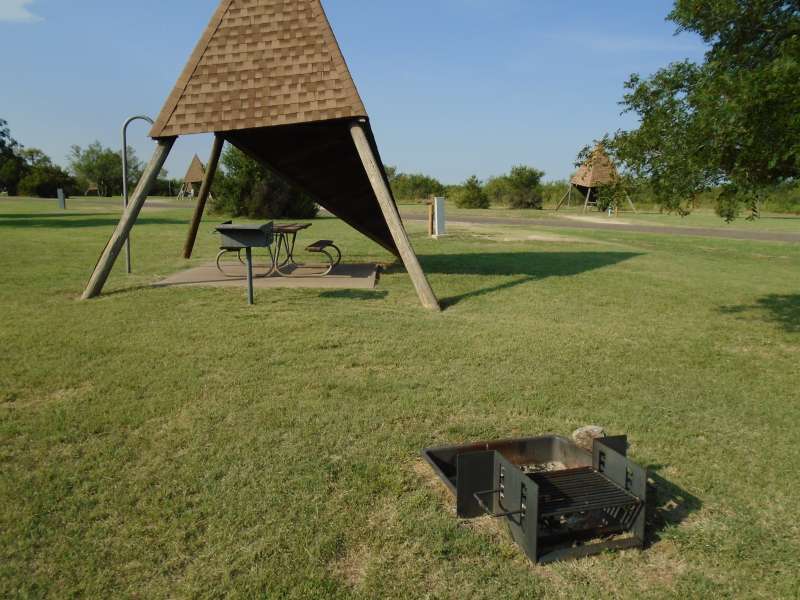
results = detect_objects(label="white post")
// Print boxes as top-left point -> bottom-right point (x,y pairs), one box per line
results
433,197 -> 446,238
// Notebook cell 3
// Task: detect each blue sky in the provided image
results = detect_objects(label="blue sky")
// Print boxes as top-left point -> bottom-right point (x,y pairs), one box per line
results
0,0 -> 705,183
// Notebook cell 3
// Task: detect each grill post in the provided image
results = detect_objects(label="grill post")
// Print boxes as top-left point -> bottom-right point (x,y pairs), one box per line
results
245,247 -> 254,305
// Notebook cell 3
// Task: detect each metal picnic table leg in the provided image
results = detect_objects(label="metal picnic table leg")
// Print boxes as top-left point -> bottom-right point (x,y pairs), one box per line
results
274,232 -> 294,277
287,231 -> 299,265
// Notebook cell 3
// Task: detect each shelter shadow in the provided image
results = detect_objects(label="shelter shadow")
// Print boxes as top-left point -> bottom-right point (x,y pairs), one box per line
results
415,251 -> 640,307
719,294 -> 800,333
645,465 -> 702,548
318,290 -> 388,301
0,213 -> 185,230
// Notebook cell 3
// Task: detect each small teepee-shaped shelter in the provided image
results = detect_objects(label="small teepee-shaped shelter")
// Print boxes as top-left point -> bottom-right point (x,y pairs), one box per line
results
82,0 -> 439,310
177,155 -> 207,200
556,145 -> 636,213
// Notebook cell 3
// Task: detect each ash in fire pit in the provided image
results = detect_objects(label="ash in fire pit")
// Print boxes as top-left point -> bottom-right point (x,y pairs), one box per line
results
522,461 -> 567,474
422,434 -> 647,564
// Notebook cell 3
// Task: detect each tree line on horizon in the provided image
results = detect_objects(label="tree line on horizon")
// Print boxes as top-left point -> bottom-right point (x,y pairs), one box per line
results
2,2 -> 799,220
385,165 -> 552,210
0,119 -> 178,199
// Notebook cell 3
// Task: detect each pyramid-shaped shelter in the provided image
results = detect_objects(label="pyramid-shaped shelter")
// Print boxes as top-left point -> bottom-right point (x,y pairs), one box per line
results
570,145 -> 619,188
184,155 -> 206,185
83,0 -> 439,310
556,144 -> 636,213
148,0 -> 401,256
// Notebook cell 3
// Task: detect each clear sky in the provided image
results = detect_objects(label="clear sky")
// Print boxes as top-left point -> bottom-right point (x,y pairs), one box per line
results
0,0 -> 705,184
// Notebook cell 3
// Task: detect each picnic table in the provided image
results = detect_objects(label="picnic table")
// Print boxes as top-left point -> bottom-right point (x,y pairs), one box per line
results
272,223 -> 341,277
215,222 -> 342,280
272,223 -> 312,270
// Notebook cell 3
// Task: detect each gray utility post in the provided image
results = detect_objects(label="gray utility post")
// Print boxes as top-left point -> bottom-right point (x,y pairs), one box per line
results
122,115 -> 155,274
433,197 -> 446,238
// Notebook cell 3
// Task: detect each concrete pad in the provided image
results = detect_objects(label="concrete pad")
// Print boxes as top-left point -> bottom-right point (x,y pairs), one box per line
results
155,262 -> 379,290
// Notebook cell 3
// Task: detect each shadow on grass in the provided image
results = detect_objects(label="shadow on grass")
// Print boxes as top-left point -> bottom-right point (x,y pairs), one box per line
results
720,294 -> 800,333
645,466 -> 702,548
318,290 -> 388,301
0,213 -> 185,229
412,251 -> 641,307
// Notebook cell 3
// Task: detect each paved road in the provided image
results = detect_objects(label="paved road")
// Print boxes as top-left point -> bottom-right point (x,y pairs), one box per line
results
401,211 -> 800,244
1,196 -> 196,210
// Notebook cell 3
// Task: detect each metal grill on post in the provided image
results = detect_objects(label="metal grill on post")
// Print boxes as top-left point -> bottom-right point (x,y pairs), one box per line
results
215,222 -> 274,305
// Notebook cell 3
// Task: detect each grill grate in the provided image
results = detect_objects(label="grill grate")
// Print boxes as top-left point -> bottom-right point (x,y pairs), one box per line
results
531,467 -> 640,517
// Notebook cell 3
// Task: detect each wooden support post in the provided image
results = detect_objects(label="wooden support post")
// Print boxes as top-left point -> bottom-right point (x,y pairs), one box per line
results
427,201 -> 435,236
81,138 -> 175,300
349,122 -> 440,311
583,188 -> 592,213
183,134 -> 224,259
626,191 -> 637,214
555,186 -> 570,211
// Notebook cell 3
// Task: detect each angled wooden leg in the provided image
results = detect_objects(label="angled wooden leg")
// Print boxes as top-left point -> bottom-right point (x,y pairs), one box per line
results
183,134 -> 224,259
626,191 -> 637,213
555,187 -> 570,211
583,188 -> 592,212
81,138 -> 175,299
350,122 -> 440,311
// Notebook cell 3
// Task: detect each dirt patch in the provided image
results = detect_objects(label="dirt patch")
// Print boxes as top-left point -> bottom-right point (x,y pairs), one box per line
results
4,382 -> 93,409
640,540 -> 689,588
563,215 -> 633,226
332,544 -> 371,588
448,222 -> 592,244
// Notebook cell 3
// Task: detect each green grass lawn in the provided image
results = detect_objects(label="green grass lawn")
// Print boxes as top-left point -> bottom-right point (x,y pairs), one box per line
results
1,198 -> 799,598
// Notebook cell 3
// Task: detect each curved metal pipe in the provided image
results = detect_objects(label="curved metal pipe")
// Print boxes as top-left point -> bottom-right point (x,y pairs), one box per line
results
121,115 -> 155,273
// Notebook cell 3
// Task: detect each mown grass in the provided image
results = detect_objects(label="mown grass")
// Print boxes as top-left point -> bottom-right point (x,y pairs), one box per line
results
1,198 -> 799,598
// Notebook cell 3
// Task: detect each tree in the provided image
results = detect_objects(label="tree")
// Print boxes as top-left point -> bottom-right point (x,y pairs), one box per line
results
610,0 -> 800,220
19,165 -> 76,198
0,119 -> 25,195
383,165 -> 398,182
389,171 -> 446,202
211,146 -> 318,219
69,142 -> 142,197
19,148 -> 52,169
13,147 -> 76,198
505,165 -> 545,209
484,175 -> 511,205
484,166 -> 545,208
453,175 -> 489,209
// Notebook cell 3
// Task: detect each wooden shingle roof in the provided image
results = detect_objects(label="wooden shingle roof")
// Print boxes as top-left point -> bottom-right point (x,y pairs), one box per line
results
150,0 -> 367,138
570,145 -> 619,188
184,155 -> 206,184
